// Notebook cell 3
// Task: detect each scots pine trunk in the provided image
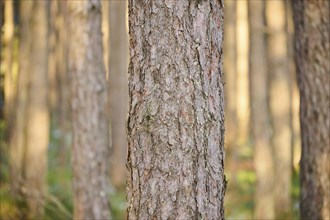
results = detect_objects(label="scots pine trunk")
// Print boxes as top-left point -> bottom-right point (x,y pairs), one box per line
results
224,0 -> 237,147
127,1 -> 226,219
48,0 -> 70,167
236,0 -> 250,145
4,0 -> 15,140
9,1 -> 49,218
266,0 -> 292,217
292,1 -> 330,219
109,0 -> 129,188
68,1 -> 111,219
248,1 -> 275,219
23,1 -> 49,218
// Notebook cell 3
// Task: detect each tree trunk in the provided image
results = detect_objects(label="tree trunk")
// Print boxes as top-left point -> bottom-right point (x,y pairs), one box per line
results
8,1 -> 50,218
3,0 -> 15,141
23,1 -> 49,217
48,0 -> 70,167
109,0 -> 129,189
10,0 -> 32,202
292,1 -> 330,219
127,1 -> 226,219
286,2 -> 301,173
266,0 -> 292,217
224,0 -> 237,147
68,1 -> 111,219
248,1 -> 275,219
236,0 -> 250,145
56,0 -> 70,167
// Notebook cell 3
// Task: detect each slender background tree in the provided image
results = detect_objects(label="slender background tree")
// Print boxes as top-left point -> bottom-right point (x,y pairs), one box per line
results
68,0 -> 111,219
248,1 -> 275,219
292,1 -> 330,219
109,0 -> 129,189
8,1 -> 49,218
266,1 -> 292,217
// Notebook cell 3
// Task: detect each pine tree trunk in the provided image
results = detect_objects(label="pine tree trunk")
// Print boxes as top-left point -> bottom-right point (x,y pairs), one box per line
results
109,0 -> 129,188
9,1 -> 49,218
23,1 -> 49,217
10,0 -> 30,202
236,0 -> 250,145
292,1 -> 330,219
8,1 -> 50,218
127,1 -> 226,219
248,1 -> 275,219
48,0 -> 70,167
4,0 -> 15,141
56,0 -> 70,167
266,1 -> 292,217
68,0 -> 111,219
224,0 -> 237,147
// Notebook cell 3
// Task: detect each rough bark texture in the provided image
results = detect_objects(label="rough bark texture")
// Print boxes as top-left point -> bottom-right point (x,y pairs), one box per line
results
292,1 -> 330,219
109,0 -> 129,188
127,1 -> 226,219
68,1 -> 111,219
248,1 -> 275,219
266,0 -> 292,216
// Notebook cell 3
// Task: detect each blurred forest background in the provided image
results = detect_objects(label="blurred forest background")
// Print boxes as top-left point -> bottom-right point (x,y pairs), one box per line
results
0,0 -> 327,220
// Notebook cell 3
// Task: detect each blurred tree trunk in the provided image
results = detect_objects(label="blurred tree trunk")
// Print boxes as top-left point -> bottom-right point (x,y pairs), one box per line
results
48,0 -> 70,167
292,1 -> 330,219
224,0 -> 238,187
266,0 -> 292,217
68,0 -> 111,219
127,1 -> 226,219
286,2 -> 301,172
23,0 -> 49,217
236,0 -> 250,146
9,1 -> 49,218
109,0 -> 129,189
224,0 -> 237,147
248,1 -> 274,219
102,0 -> 109,75
56,0 -> 70,166
9,0 -> 32,202
4,0 -> 15,141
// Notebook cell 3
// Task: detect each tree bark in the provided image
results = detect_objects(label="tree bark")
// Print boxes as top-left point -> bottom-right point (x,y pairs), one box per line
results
109,0 -> 129,189
127,1 -> 226,219
68,0 -> 111,219
292,1 -> 330,219
248,1 -> 275,219
266,0 -> 292,217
